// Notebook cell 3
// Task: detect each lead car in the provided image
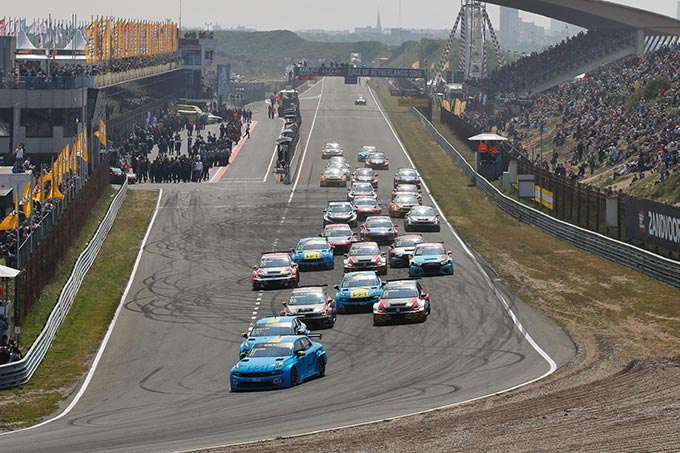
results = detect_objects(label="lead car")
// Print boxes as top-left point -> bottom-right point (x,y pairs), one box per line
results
230,335 -> 327,391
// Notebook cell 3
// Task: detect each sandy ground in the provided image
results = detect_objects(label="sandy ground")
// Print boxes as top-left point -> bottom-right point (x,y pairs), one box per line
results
200,326 -> 680,453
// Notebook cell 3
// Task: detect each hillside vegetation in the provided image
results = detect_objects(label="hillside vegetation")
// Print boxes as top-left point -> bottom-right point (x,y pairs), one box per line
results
211,30 -> 504,80
212,30 -> 389,79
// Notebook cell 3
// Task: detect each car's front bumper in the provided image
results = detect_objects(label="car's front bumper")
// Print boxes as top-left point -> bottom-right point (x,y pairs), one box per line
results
230,371 -> 290,391
362,234 -> 396,244
253,275 -> 296,286
373,309 -> 426,323
336,296 -> 380,308
405,220 -> 440,230
293,257 -> 334,267
409,262 -> 454,276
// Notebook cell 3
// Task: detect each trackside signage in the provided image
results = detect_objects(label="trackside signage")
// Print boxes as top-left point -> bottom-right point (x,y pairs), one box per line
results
625,197 -> 680,253
294,66 -> 426,79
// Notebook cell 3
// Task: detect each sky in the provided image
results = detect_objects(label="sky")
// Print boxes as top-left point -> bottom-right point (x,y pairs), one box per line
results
1,1 -> 676,31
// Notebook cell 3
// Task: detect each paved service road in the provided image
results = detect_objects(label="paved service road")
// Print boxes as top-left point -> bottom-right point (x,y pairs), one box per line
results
0,78 -> 574,452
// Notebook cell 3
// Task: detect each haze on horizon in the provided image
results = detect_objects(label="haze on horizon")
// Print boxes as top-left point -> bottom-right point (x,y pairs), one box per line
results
1,1 -> 675,32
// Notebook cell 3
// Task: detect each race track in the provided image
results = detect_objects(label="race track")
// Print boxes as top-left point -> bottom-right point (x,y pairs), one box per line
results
0,77 -> 574,452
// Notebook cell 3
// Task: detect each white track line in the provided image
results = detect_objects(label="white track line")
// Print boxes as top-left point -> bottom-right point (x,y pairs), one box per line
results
182,81 -> 559,453
263,118 -> 286,182
0,189 -> 164,436
248,79 -> 325,329
366,84 -> 557,376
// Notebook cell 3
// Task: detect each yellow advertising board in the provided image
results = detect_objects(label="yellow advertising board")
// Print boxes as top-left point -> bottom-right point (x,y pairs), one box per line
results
534,185 -> 554,210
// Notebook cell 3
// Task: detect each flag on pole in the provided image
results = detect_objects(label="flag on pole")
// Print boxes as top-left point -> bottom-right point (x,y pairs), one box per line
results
82,130 -> 89,161
22,179 -> 32,218
50,160 -> 64,200
94,119 -> 107,146
0,190 -> 19,231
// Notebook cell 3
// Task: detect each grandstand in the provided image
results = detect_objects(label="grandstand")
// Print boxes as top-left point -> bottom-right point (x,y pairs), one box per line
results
444,1 -> 680,203
0,17 -> 183,163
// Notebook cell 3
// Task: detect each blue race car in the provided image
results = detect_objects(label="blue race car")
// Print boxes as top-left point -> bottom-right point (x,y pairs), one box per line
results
239,317 -> 310,359
230,335 -> 327,391
408,242 -> 454,277
357,145 -> 378,162
334,271 -> 383,313
291,237 -> 335,270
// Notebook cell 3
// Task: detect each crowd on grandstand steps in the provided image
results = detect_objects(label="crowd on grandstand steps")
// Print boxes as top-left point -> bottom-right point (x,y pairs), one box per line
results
463,44 -> 680,185
1,54 -> 180,84
113,106 -> 253,184
471,30 -> 635,96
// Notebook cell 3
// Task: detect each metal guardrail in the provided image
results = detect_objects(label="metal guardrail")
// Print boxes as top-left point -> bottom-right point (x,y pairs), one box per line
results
0,178 -> 129,389
411,108 -> 680,288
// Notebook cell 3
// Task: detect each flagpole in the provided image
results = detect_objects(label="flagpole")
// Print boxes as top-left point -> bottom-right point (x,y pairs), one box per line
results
14,184 -> 20,269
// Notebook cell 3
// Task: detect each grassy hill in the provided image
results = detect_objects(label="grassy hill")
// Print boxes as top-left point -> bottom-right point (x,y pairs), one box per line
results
211,29 -> 506,80
212,30 -> 389,80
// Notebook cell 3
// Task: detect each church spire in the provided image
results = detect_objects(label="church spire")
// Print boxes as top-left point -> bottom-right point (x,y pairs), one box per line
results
376,11 -> 382,32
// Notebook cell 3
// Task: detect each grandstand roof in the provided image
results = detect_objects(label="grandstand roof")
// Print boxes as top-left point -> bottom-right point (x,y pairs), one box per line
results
488,0 -> 680,36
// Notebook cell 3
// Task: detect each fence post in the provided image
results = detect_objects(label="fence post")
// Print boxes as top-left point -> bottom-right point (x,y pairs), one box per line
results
595,187 -> 601,234
586,187 -> 590,230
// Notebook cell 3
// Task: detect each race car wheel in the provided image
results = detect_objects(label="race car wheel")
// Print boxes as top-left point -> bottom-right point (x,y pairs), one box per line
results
435,225 -> 441,232
252,282 -> 260,291
404,224 -> 411,232
327,261 -> 334,270
290,367 -> 299,387
317,357 -> 326,377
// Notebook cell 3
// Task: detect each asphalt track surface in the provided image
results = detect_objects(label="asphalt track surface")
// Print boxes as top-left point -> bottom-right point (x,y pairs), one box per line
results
1,78 -> 574,452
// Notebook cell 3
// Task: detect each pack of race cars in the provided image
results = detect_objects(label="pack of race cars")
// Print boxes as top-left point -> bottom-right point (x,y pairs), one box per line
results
231,142 -> 453,391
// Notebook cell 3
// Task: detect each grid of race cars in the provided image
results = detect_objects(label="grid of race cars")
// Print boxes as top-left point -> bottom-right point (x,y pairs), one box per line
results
230,144 -> 454,391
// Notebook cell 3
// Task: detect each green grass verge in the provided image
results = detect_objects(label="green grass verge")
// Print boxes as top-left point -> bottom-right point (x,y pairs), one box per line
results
371,79 -> 680,359
19,187 -> 117,349
0,189 -> 157,429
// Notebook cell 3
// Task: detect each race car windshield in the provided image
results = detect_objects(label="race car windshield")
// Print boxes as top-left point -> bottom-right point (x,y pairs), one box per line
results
288,292 -> 325,305
249,324 -> 293,336
247,343 -> 294,358
400,169 -> 417,177
259,257 -> 290,268
326,168 -> 343,176
354,198 -> 377,207
349,244 -> 380,256
355,169 -> 373,176
396,185 -> 418,193
366,219 -> 392,228
394,236 -> 423,247
325,143 -> 340,150
394,195 -> 418,204
382,287 -> 419,298
324,227 -> 352,237
342,276 -> 380,288
298,240 -> 328,250
328,204 -> 352,213
369,153 -> 386,159
409,207 -> 434,216
415,245 -> 446,256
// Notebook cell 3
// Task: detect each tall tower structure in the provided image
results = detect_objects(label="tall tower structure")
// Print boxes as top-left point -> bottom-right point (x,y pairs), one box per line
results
499,7 -> 519,50
432,0 -> 504,88
376,11 -> 382,32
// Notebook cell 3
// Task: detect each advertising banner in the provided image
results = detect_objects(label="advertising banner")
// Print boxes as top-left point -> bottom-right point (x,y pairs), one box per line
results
625,197 -> 680,252
217,64 -> 230,96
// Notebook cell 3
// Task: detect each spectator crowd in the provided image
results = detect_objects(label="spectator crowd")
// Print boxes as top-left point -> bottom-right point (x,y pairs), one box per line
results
0,54 -> 180,88
470,30 -> 635,96
112,105 -> 253,184
462,43 -> 680,186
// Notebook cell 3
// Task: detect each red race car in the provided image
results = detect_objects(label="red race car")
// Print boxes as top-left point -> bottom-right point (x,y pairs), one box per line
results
321,223 -> 356,253
352,196 -> 382,219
